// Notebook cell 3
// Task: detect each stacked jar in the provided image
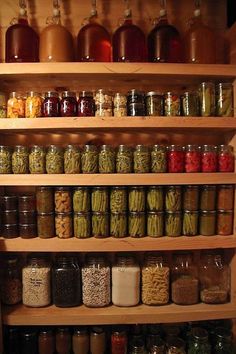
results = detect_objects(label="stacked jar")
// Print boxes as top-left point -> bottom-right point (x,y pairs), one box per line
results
95,89 -> 113,117
114,93 -> 127,117
18,195 -> 37,238
199,185 -> 217,236
183,185 -> 199,236
0,195 -> 18,238
55,187 -> 73,239
36,187 -> 55,238
147,186 -> 164,237
0,254 -> 22,305
129,186 -> 146,237
91,187 -> 109,238
127,89 -> 146,117
110,187 -> 128,237
216,185 -> 234,236
73,187 -> 91,238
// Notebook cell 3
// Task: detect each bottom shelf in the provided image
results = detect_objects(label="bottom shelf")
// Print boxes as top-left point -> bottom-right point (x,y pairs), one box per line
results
3,303 -> 236,326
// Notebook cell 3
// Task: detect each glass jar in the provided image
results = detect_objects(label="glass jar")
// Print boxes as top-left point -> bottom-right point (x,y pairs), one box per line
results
142,254 -> 169,305
1,255 -> 22,305
217,185 -> 234,210
36,187 -> 54,213
200,185 -> 216,211
127,90 -> 145,117
73,187 -> 90,212
22,254 -> 51,307
0,146 -> 12,173
166,337 -> 186,354
55,212 -> 73,239
164,92 -> 180,116
78,91 -> 95,117
147,186 -> 164,211
99,145 -> 115,173
2,210 -> 18,224
52,255 -> 81,307
181,92 -> 200,116
55,187 -> 72,213
199,211 -> 216,236
0,92 -> 7,118
147,212 -> 164,237
110,212 -> 127,238
82,255 -> 110,307
0,195 -> 18,210
167,145 -> 184,173
37,213 -> 55,238
188,327 -> 211,354
111,330 -> 128,354
95,89 -> 113,117
18,195 -> 36,212
199,82 -> 215,117
81,145 -> 98,173
90,327 -> 106,354
19,210 -> 36,224
64,145 -> 81,174
149,341 -> 165,354
29,145 -> 46,174
218,145 -> 234,172
199,253 -> 230,304
182,210 -> 199,236
129,186 -> 146,212
74,212 -> 91,238
185,145 -> 201,173
38,329 -> 55,354
21,329 -> 38,354
46,145 -> 64,174
7,92 -> 25,118
213,327 -> 234,354
116,145 -> 133,173
112,254 -> 140,306
165,211 -> 182,237
60,91 -> 77,117
25,91 -> 42,118
42,91 -> 60,117
134,145 -> 150,173
1,224 -> 18,238
201,144 -> 218,172
145,92 -> 164,116
165,186 -> 182,211
216,83 -> 233,117
19,224 -> 37,239
73,328 -> 89,354
56,328 -> 71,354
114,93 -> 127,117
110,186 -> 127,212
171,253 -> 199,305
183,185 -> 199,211
151,145 -> 167,173
12,145 -> 29,174
91,187 -> 109,212
4,327 -> 20,354
129,340 -> 147,354
129,212 -> 146,238
217,210 -> 233,236
92,212 -> 109,238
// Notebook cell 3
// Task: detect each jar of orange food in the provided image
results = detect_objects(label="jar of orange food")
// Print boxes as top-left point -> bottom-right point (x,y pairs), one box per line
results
7,92 -> 25,118
25,91 -> 42,118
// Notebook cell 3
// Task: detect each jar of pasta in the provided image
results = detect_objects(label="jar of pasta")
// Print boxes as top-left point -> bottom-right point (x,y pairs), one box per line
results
7,92 -> 25,118
25,91 -> 42,118
55,187 -> 72,213
12,145 -> 29,174
29,145 -> 46,174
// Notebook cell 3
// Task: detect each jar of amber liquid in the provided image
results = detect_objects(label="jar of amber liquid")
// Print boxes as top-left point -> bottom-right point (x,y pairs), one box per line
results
90,327 -> 106,354
38,329 -> 55,354
73,328 -> 89,354
56,328 -> 71,354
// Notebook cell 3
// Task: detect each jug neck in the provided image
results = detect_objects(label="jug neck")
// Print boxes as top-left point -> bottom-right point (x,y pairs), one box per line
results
17,0 -> 28,25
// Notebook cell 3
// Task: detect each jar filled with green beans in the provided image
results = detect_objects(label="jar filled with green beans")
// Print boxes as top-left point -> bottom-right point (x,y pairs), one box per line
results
181,92 -> 200,116
183,185 -> 199,211
73,187 -> 90,212
29,145 -> 46,174
0,146 -> 12,174
165,186 -> 182,211
98,145 -> 115,173
110,212 -> 127,238
64,145 -> 81,174
199,210 -> 216,236
74,212 -> 91,238
110,186 -> 127,212
12,145 -> 29,174
183,210 -> 199,236
91,187 -> 109,212
165,211 -> 182,237
216,83 -> 233,117
116,145 -> 133,173
129,186 -> 146,212
147,186 -> 164,211
81,145 -> 98,173
200,185 -> 216,211
46,145 -> 64,174
92,212 -> 109,238
147,212 -> 164,237
129,212 -> 146,238
151,145 -> 167,173
199,82 -> 215,117
133,145 -> 150,173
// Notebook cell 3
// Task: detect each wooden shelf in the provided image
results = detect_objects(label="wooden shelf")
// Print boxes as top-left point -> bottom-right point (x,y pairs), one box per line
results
3,303 -> 236,326
0,235 -> 235,252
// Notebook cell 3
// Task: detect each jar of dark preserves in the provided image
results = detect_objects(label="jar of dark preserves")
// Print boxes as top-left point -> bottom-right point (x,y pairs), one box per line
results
1,255 -> 22,305
1,224 -> 18,238
4,327 -> 20,354
1,210 -> 18,224
43,91 -> 60,117
18,195 -> 36,212
60,91 -> 77,117
38,329 -> 55,354
19,210 -> 36,224
56,327 -> 72,354
20,329 -> 38,354
0,195 -> 17,210
78,91 -> 95,117
19,224 -> 37,239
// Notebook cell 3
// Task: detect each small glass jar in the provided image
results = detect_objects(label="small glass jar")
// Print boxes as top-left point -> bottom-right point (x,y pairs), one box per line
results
78,91 -> 95,117
46,145 -> 64,174
110,186 -> 127,212
127,90 -> 145,116
38,329 -> 55,354
43,91 -> 60,117
90,327 -> 106,354
55,187 -> 72,213
151,145 -> 167,173
217,210 -> 233,236
19,210 -> 36,224
60,91 -> 77,117
64,145 -> 81,174
167,145 -> 184,173
147,212 -> 164,237
129,340 -> 147,354
82,254 -> 110,307
129,186 -> 146,212
7,92 -> 25,118
183,185 -> 199,211
147,186 -> 164,211
218,145 -> 235,172
149,341 -> 165,354
129,212 -> 146,238
74,212 -> 91,238
0,146 -> 12,173
55,212 -> 73,239
114,93 -> 127,117
142,254 -> 169,305
81,145 -> 98,173
1,255 -> 22,305
0,92 -> 7,118
213,327 -> 234,354
201,144 -> 218,172
99,145 -> 115,173
73,328 -> 89,354
145,92 -> 164,116
1,210 -> 18,224
181,91 -> 200,116
22,254 -> 51,307
182,210 -> 199,236
95,89 -> 113,117
37,213 -> 55,238
200,185 -> 216,211
0,195 -> 18,210
91,187 -> 109,212
52,256 -> 81,307
187,328 -> 211,354
216,83 -> 233,117
217,185 -> 234,210
110,212 -> 127,238
1,224 -> 18,238
199,82 -> 215,117
21,329 -> 38,354
164,92 -> 180,116
12,145 -> 29,174
56,328 -> 72,354
165,211 -> 182,237
36,187 -> 54,213
111,330 -> 128,354
29,145 -> 46,174
92,212 -> 109,238
165,186 -> 182,211
134,145 -> 150,173
199,211 -> 216,236
4,327 -> 20,354
19,224 -> 37,239
185,145 -> 201,173
25,91 -> 42,118
73,187 -> 90,212
116,145 -> 133,173
112,254 -> 140,306
18,195 -> 36,212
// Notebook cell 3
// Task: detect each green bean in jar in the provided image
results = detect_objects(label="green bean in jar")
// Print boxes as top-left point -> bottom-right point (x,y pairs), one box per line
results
73,187 -> 90,212
133,145 -> 150,173
99,145 -> 115,173
74,212 -> 91,238
151,145 -> 167,173
129,212 -> 146,238
91,187 -> 109,212
129,186 -> 146,212
110,212 -> 127,238
147,186 -> 164,211
116,145 -> 133,173
64,145 -> 81,174
12,146 -> 29,174
147,212 -> 164,237
29,145 -> 46,174
165,211 -> 182,237
81,145 -> 98,174
165,186 -> 182,211
46,145 -> 64,174
0,146 -> 12,174
182,210 -> 199,236
110,187 -> 127,212
92,212 -> 109,238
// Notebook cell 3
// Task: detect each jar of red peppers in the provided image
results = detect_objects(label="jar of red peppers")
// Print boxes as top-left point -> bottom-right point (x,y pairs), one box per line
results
185,145 -> 201,172
201,145 -> 218,172
167,145 -> 184,173
218,145 -> 235,172
60,91 -> 77,117
78,91 -> 95,117
111,330 -> 128,354
43,91 -> 60,117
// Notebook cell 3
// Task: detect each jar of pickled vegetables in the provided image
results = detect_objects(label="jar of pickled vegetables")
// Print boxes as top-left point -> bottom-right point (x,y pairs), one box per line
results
134,145 -> 150,173
74,212 -> 91,238
199,82 -> 215,117
145,92 -> 164,116
164,92 -> 180,116
99,145 -> 115,173
165,211 -> 182,237
81,145 -> 98,174
110,186 -> 127,212
181,92 -> 200,116
29,145 -> 46,174
37,213 -> 55,238
183,210 -> 199,236
0,146 -> 12,173
214,327 -> 234,353
0,92 -> 7,118
185,145 -> 201,173
188,327 -> 211,354
60,91 -> 77,117
217,185 -> 234,210
127,90 -> 145,117
25,91 -> 42,118
147,212 -> 164,237
216,83 -> 233,117
110,212 -> 127,238
12,145 -> 29,174
95,89 -> 113,117
78,91 -> 95,117
55,187 -> 72,213
147,186 -> 164,211
92,212 -> 109,238
167,145 -> 184,173
129,212 -> 146,238
166,337 -> 186,354
218,145 -> 234,172
201,145 -> 218,172
36,187 -> 54,213
64,145 -> 81,174
151,145 -> 167,173
114,93 -> 127,117
199,211 -> 216,236
55,212 -> 73,238
217,210 -> 233,236
183,185 -> 199,211
129,186 -> 146,212
200,185 -> 216,211
165,186 -> 182,211
73,187 -> 90,212
91,187 -> 109,212
116,145 -> 133,173
7,92 -> 25,118
46,145 -> 64,174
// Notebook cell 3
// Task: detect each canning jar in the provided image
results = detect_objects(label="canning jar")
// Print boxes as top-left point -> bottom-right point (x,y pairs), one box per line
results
99,145 -> 115,173
216,83 -> 233,117
181,92 -> 200,116
42,91 -> 60,117
165,211 -> 182,237
127,90 -> 145,117
129,340 -> 147,354
200,184 -> 217,211
218,145 -> 234,172
164,92 -> 180,116
116,145 -> 133,173
149,341 -> 165,354
2,210 -> 18,224
1,224 -> 18,238
55,187 -> 72,213
134,145 -> 150,173
22,254 -> 51,307
165,185 -> 182,211
147,186 -> 164,211
185,145 -> 201,172
114,93 -> 127,117
29,145 -> 46,174
81,145 -> 98,173
60,91 -> 77,117
199,82 -> 215,117
38,329 -> 55,354
111,330 -> 128,354
110,212 -> 127,238
18,195 -> 36,212
199,211 -> 216,236
73,328 -> 89,354
55,212 -> 73,239
183,185 -> 199,211
64,145 -> 81,174
151,145 -> 167,173
36,187 -> 54,213
199,253 -> 230,304
188,328 -> 211,354
147,212 -> 164,237
167,145 -> 184,173
91,187 -> 109,212
182,210 -> 199,236
12,145 -> 29,174
0,195 -> 17,210
25,91 -> 42,118
129,212 -> 146,237
217,210 -> 233,236
90,327 -> 106,354
7,92 -> 25,118
37,213 -> 55,238
78,91 -> 95,117
21,329 -> 38,354
56,328 -> 71,354
129,186 -> 146,212
4,327 -> 20,354
142,254 -> 169,305
201,145 -> 218,172
0,92 -> 7,118
19,224 -> 37,239
217,185 -> 234,210
19,210 -> 36,224
145,92 -> 164,116
52,256 -> 81,307
110,186 -> 127,212
82,254 -> 110,307
95,89 -> 113,117
213,327 -> 234,354
0,146 -> 12,173
74,212 -> 91,238
92,212 -> 109,238
1,255 -> 22,305
166,338 -> 186,354
73,187 -> 90,212
46,145 -> 64,174
171,253 -> 199,305
112,254 -> 140,306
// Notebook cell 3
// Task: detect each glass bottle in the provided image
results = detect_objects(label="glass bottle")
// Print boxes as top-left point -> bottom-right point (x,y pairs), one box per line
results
213,327 -> 234,354
1,255 -> 22,305
188,327 -> 211,354
56,327 -> 72,354
112,0 -> 147,62
5,0 -> 39,63
20,329 -> 38,354
40,0 -> 74,62
90,327 -> 106,354
73,328 -> 90,354
77,0 -> 111,62
38,329 -> 55,354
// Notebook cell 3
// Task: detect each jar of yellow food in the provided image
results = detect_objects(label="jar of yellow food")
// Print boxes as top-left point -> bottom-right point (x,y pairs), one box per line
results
25,91 -> 42,118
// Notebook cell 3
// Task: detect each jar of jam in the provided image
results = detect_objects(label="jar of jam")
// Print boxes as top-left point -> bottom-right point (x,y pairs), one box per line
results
0,195 -> 18,210
19,211 -> 36,224
145,91 -> 164,116
164,92 -> 180,116
200,210 -> 216,236
78,91 -> 95,117
36,187 -> 54,213
127,89 -> 145,116
201,145 -> 218,172
99,145 -> 115,173
81,145 -> 98,173
216,83 -> 233,117
134,145 -> 150,173
185,145 -> 201,172
1,224 -> 18,238
218,145 -> 235,172
217,185 -> 234,210
38,329 -> 55,354
25,91 -> 42,118
217,210 -> 233,236
37,213 -> 55,239
116,145 -> 133,173
0,145 -> 12,174
181,92 -> 200,116
60,91 -> 77,117
29,145 -> 46,174
18,195 -> 36,212
19,224 -> 37,239
1,210 -> 18,224
56,328 -> 71,354
43,91 -> 60,117
200,185 -> 216,211
199,82 -> 215,117
46,145 -> 64,174
151,145 -> 167,173
167,145 -> 184,173
7,92 -> 25,118
12,145 -> 29,174
114,93 -> 127,117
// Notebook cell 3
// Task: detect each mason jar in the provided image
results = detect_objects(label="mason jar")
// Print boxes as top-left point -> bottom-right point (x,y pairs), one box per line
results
37,213 -> 55,239
217,185 -> 234,210
91,187 -> 109,212
151,145 -> 167,173
147,186 -> 164,211
133,145 -> 150,173
199,82 -> 215,117
129,186 -> 146,212
46,145 -> 64,174
199,211 -> 216,236
147,212 -> 164,237
116,145 -> 133,173
129,212 -> 146,238
200,185 -> 216,211
64,145 -> 81,174
54,187 -> 72,213
7,92 -> 25,118
55,212 -> 73,239
29,145 -> 46,174
74,212 -> 91,238
12,145 -> 29,174
110,212 -> 127,238
181,91 -> 200,116
165,211 -> 182,237
92,212 -> 109,238
164,92 -> 181,116
216,83 -> 233,117
201,144 -> 218,172
110,186 -> 127,212
99,145 -> 115,173
1,255 -> 22,305
145,92 -> 164,116
187,327 -> 211,354
78,91 -> 95,117
0,145 -> 12,174
167,145 -> 184,173
213,327 -> 234,354
36,186 -> 54,213
218,145 -> 235,172
185,145 -> 201,173
60,91 -> 77,117
42,91 -> 60,117
72,328 -> 89,354
165,185 -> 182,211
81,145 -> 98,173
183,185 -> 199,211
182,210 -> 199,236
73,187 -> 90,212
217,210 -> 233,236
25,91 -> 42,118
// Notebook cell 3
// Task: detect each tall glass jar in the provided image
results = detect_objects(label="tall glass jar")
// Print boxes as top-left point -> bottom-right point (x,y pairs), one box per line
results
29,145 -> 46,174
36,186 -> 54,213
38,329 -> 55,354
92,212 -> 109,238
129,212 -> 146,237
110,186 -> 127,212
37,213 -> 55,239
183,185 -> 199,211
147,212 -> 164,237
151,145 -> 167,173
142,254 -> 169,305
4,327 -> 20,354
73,187 -> 90,212
216,83 -> 233,117
81,145 -> 98,173
127,90 -> 146,117
55,212 -> 73,239
90,327 -> 106,354
218,145 -> 235,172
112,254 -> 140,306
60,91 -> 77,117
129,186 -> 146,212
199,211 -> 216,236
164,92 -> 181,116
110,212 -> 127,238
167,145 -> 184,173
0,92 -> 7,118
78,91 -> 95,117
55,187 -> 72,213
147,186 -> 164,211
199,82 -> 215,117
165,186 -> 182,211
217,210 -> 233,236
64,145 -> 81,174
217,185 -> 234,210
0,146 -> 12,174
95,89 -> 113,117
91,187 -> 109,212
46,145 -> 64,174
25,91 -> 42,118
7,92 -> 25,118
188,328 -> 211,354
213,327 -> 234,354
166,337 -> 186,354
185,145 -> 201,173
111,330 -> 128,354
12,145 -> 29,174
181,92 -> 200,116
74,212 -> 91,238
116,145 -> 133,173
145,92 -> 164,116
165,211 -> 182,237
1,255 -> 22,305
99,145 -> 115,173
114,93 -> 127,117
133,145 -> 150,173
56,327 -> 71,354
183,211 -> 199,236
73,328 -> 89,354
42,91 -> 60,117
200,185 -> 216,211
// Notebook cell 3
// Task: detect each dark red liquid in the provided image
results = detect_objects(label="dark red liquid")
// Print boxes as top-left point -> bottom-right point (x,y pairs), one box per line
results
43,97 -> 60,117
78,97 -> 95,117
61,97 -> 78,117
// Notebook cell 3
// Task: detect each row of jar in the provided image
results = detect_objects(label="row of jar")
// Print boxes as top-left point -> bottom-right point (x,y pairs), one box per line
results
0,144 -> 234,174
1,252 -> 230,309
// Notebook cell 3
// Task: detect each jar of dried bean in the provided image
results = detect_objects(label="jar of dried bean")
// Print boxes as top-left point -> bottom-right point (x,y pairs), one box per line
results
134,145 -> 150,173
218,145 -> 235,172
7,92 -> 25,118
46,145 -> 64,174
183,185 -> 199,211
185,144 -> 201,172
165,211 -> 182,237
82,254 -> 111,307
81,145 -> 98,173
55,212 -> 73,239
25,91 -> 42,118
36,187 -> 54,213
127,90 -> 145,116
92,212 -> 109,238
129,212 -> 146,238
151,145 -> 167,173
42,91 -> 60,117
110,212 -> 127,238
99,145 -> 115,173
0,146 -> 12,173
18,195 -> 36,212
95,89 -> 113,117
129,186 -> 146,212
55,187 -> 72,213
199,82 -> 215,117
110,186 -> 127,212
73,328 -> 89,354
37,213 -> 55,238
29,145 -> 46,174
1,255 -> 22,305
73,187 -> 90,212
167,145 -> 184,173
145,92 -> 164,116
201,144 -> 218,172
200,185 -> 216,211
183,210 -> 199,236
165,185 -> 182,211
147,212 -> 164,237
78,91 -> 95,117
199,210 -> 216,236
74,212 -> 91,238
114,93 -> 127,117
12,145 -> 29,174
64,145 -> 81,174
217,210 -> 233,236
147,186 -> 164,211
116,145 -> 133,173
217,185 -> 234,210
181,91 -> 200,116
60,91 -> 77,117
216,83 -> 233,117
164,92 -> 180,116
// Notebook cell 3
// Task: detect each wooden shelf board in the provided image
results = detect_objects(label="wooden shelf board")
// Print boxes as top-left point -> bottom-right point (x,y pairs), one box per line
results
3,303 -> 236,325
